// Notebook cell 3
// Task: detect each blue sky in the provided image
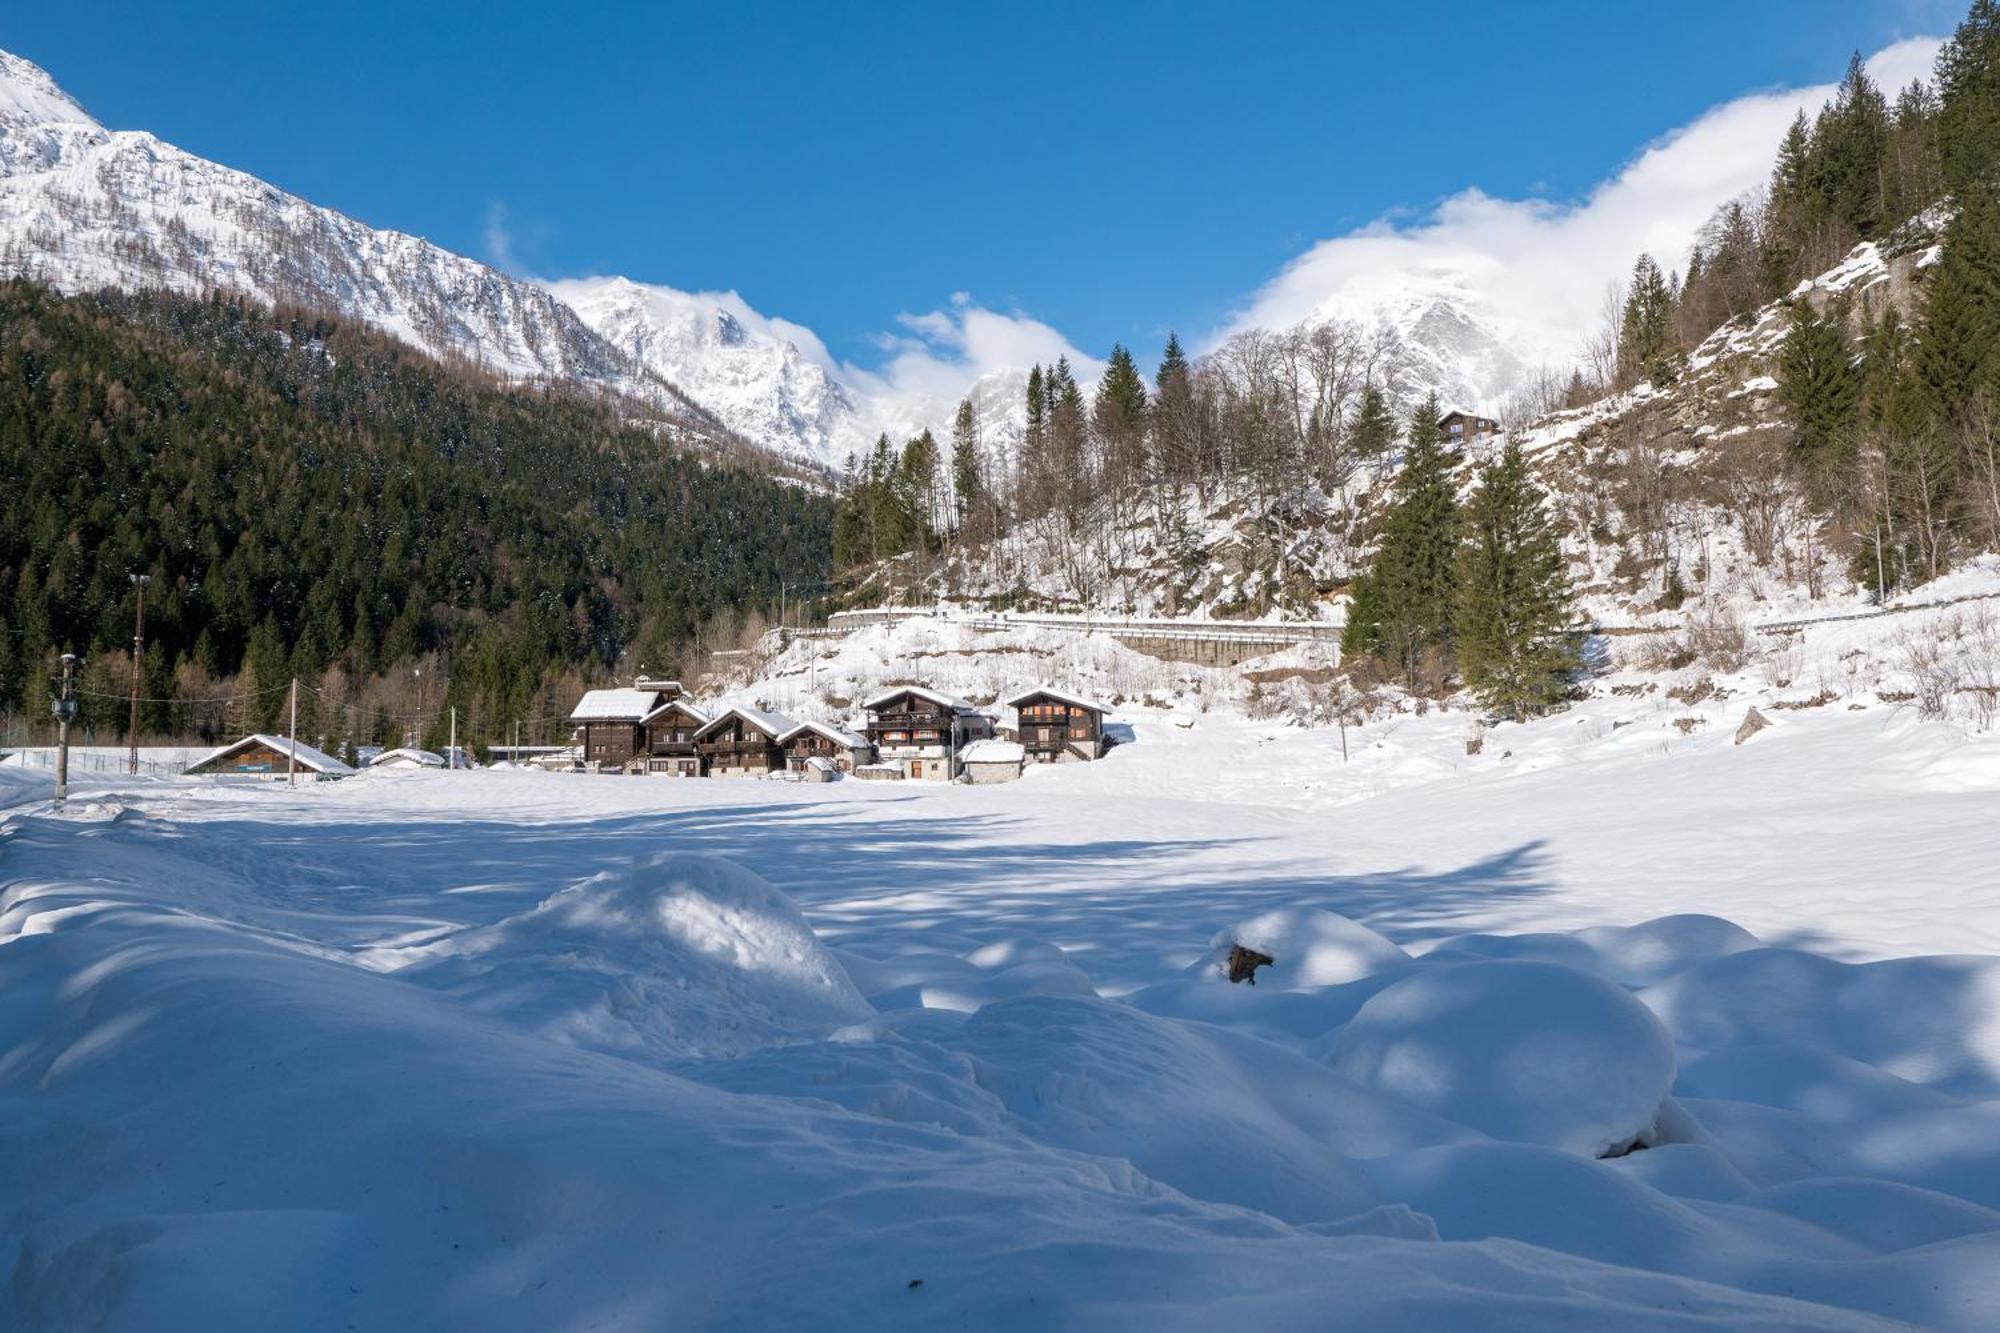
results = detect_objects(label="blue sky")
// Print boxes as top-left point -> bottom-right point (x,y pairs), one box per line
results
2,0 -> 1964,370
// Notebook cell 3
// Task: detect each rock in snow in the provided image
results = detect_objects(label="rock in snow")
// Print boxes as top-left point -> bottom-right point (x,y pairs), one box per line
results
1205,907 -> 1410,988
1325,960 -> 1679,1157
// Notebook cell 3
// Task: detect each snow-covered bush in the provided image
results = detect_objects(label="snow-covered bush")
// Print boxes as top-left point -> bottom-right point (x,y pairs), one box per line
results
1323,960 -> 1678,1157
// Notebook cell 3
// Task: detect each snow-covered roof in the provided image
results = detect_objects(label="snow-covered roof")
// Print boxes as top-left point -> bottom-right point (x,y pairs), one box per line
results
568,688 -> 663,722
863,685 -> 977,713
189,734 -> 355,776
372,748 -> 444,768
640,698 -> 711,727
1003,685 -> 1109,714
961,738 -> 1026,764
693,704 -> 798,741
776,719 -> 870,750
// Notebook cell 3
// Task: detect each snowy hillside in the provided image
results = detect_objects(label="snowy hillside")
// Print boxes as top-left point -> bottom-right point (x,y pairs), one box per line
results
0,51 -> 733,441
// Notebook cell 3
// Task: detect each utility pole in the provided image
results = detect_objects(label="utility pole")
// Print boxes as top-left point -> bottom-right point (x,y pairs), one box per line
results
287,676 -> 298,787
127,573 -> 150,775
53,653 -> 77,807
448,706 -> 457,771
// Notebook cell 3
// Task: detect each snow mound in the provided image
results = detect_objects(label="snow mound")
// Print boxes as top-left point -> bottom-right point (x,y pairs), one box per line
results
1325,961 -> 1678,1156
960,738 -> 1025,763
1645,948 -> 2000,1099
840,933 -> 1099,1012
405,852 -> 872,1061
1423,914 -> 1760,987
1205,907 -> 1410,988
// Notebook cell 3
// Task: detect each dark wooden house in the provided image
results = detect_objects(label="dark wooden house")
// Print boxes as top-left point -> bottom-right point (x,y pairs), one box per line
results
641,698 -> 711,776
1438,411 -> 1500,448
1005,686 -> 1110,762
568,686 -> 673,772
777,719 -> 875,776
693,705 -> 796,778
861,687 -> 994,781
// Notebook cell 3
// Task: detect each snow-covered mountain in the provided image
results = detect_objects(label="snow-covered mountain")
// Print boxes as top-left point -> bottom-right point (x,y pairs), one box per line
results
545,276 -> 872,465
0,50 -> 736,441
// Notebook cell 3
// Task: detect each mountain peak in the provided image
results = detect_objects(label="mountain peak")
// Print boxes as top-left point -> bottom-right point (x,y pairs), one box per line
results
0,50 -> 98,131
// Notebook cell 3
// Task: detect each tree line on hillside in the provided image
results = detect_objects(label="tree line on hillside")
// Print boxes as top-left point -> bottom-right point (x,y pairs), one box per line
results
0,283 -> 832,753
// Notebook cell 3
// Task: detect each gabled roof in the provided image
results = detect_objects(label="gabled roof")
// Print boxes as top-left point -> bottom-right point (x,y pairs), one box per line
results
640,698 -> 711,728
692,704 -> 797,742
961,738 -> 1026,763
568,687 -> 663,721
862,685 -> 977,713
190,733 -> 355,776
372,747 -> 445,768
776,718 -> 870,749
1003,685 -> 1109,714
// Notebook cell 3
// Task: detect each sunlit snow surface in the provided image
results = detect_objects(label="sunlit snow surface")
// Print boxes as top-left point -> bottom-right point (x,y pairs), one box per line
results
3,699 -> 2000,1330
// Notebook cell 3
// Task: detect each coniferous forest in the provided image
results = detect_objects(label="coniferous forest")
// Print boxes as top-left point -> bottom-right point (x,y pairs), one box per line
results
0,282 -> 831,751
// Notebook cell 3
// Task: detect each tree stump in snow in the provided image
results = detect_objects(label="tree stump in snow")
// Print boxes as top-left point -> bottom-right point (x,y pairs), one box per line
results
1225,945 -> 1275,984
1734,708 -> 1771,746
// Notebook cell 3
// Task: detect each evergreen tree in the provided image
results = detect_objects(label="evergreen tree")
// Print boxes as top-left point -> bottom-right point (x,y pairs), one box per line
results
1153,334 -> 1195,485
1616,255 -> 1681,387
1348,383 -> 1396,464
1937,0 -> 2000,193
1362,395 -> 1460,689
949,397 -> 981,534
1092,343 -> 1149,489
1776,298 -> 1863,479
1915,186 -> 2000,422
1455,441 -> 1575,722
1811,54 -> 1891,239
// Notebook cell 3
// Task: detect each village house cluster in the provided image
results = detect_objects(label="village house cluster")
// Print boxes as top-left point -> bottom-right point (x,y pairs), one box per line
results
563,679 -> 1111,783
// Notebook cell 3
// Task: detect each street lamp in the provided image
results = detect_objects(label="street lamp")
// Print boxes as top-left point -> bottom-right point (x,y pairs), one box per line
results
127,573 -> 151,775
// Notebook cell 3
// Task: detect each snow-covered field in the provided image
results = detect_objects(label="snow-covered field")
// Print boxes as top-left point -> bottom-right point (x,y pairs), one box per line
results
4,685 -> 2000,1329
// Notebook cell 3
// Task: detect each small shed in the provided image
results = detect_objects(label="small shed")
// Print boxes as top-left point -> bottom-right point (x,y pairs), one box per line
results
1004,686 -> 1111,762
186,734 -> 356,781
960,737 -> 1026,784
777,719 -> 874,776
370,747 -> 445,770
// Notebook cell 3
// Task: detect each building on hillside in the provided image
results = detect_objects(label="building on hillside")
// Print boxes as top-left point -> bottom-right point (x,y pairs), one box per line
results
1004,686 -> 1111,763
960,737 -> 1026,784
1438,411 -> 1501,448
568,686 -> 675,773
370,747 -> 444,770
777,719 -> 874,777
861,687 -> 995,781
635,678 -> 686,701
640,698 -> 712,776
693,705 -> 796,778
185,734 -> 356,781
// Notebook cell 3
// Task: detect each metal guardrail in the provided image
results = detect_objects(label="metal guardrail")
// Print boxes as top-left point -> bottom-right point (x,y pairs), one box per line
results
821,608 -> 1343,647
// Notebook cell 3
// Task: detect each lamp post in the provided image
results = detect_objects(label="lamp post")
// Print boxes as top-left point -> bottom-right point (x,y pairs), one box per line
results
127,573 -> 150,775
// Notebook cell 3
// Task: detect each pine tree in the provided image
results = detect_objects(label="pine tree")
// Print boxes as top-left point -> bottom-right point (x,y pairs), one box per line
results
1776,298 -> 1863,480
1093,344 -> 1149,491
1915,186 -> 2000,423
949,397 -> 981,536
1153,334 -> 1196,488
1812,53 -> 1891,239
1349,383 -> 1395,464
1363,395 -> 1460,690
1937,0 -> 2000,193
1455,441 -> 1575,722
1616,255 -> 1681,387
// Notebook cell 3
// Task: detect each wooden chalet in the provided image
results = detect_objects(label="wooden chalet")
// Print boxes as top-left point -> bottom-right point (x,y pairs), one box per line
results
861,687 -> 994,781
1004,686 -> 1110,762
186,734 -> 356,781
1438,411 -> 1500,448
693,705 -> 796,778
777,719 -> 874,777
568,686 -> 675,773
640,698 -> 711,776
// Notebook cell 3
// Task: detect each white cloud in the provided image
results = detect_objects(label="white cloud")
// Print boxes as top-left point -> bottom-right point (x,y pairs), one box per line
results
842,291 -> 1103,412
1212,37 -> 1944,370
483,201 -> 521,276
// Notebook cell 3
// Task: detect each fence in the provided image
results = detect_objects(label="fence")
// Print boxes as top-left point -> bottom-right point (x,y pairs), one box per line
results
0,748 -> 192,778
